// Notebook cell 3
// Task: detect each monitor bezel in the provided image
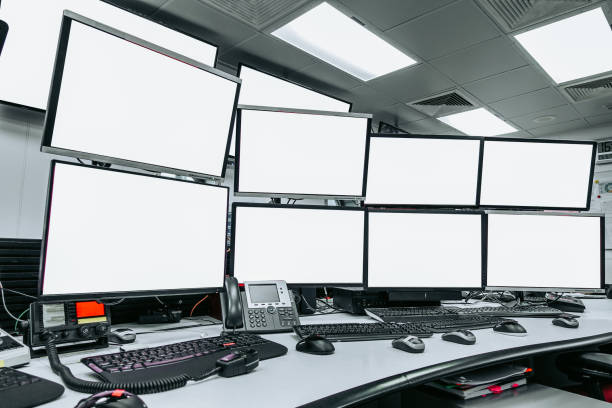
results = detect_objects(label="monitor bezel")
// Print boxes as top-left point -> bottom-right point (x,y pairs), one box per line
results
0,1 -> 221,113
38,160 -> 230,301
228,62 -> 354,158
234,105 -> 372,200
229,202 -> 365,287
484,211 -> 606,293
364,134 -> 484,208
479,137 -> 597,211
364,208 -> 486,291
40,11 -> 240,181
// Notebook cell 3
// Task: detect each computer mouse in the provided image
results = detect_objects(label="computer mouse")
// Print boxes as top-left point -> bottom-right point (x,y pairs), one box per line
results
296,334 -> 335,355
441,330 -> 476,345
392,336 -> 425,353
493,320 -> 527,336
552,317 -> 579,328
108,328 -> 136,344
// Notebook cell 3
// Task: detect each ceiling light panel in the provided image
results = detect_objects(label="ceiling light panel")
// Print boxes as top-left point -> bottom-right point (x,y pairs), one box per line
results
438,108 -> 518,136
514,7 -> 612,84
271,2 -> 417,81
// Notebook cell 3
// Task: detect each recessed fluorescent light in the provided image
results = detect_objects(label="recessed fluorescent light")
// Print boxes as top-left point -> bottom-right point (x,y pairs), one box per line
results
438,108 -> 517,136
514,7 -> 612,84
271,2 -> 417,81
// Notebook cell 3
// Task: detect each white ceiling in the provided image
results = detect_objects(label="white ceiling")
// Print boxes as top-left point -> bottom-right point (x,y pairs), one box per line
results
107,0 -> 612,138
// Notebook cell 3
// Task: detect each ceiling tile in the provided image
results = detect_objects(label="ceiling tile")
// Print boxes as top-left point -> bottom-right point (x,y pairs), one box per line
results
337,0 -> 455,31
511,105 -> 582,130
489,88 -> 567,118
572,97 -> 612,117
220,34 -> 317,72
385,0 -> 500,60
288,62 -> 363,95
341,85 -> 399,113
463,66 -> 550,103
105,0 -> 168,16
585,112 -> 612,126
153,0 -> 258,52
397,117 -> 457,134
430,37 -> 526,84
528,119 -> 589,137
368,64 -> 454,102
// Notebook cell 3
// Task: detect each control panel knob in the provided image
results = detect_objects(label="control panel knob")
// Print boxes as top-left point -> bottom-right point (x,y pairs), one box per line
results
78,326 -> 91,338
267,306 -> 275,314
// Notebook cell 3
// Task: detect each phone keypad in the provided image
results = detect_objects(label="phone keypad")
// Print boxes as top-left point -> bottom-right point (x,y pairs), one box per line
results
248,309 -> 268,328
278,307 -> 298,327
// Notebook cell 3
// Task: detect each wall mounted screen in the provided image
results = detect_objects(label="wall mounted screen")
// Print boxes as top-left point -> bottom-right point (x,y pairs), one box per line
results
40,161 -> 229,299
480,139 -> 595,210
229,64 -> 351,156
486,213 -> 603,291
366,211 -> 483,289
0,0 -> 217,110
236,106 -> 370,198
42,13 -> 239,179
365,136 -> 482,206
231,204 -> 364,286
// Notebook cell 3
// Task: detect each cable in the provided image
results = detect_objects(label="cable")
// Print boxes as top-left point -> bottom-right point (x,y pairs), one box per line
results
98,298 -> 125,306
1,287 -> 37,299
190,295 -> 209,317
0,281 -> 27,323
14,308 -> 29,332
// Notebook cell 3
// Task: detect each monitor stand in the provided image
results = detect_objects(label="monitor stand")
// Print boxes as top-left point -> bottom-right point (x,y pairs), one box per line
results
387,290 -> 462,307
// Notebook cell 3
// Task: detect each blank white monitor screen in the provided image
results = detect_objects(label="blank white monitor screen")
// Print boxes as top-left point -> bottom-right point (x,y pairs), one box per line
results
367,212 -> 483,288
486,213 -> 602,291
231,205 -> 364,285
365,136 -> 481,206
236,108 -> 369,197
41,162 -> 229,297
0,0 -> 217,110
228,65 -> 351,156
43,15 -> 238,178
480,140 -> 594,209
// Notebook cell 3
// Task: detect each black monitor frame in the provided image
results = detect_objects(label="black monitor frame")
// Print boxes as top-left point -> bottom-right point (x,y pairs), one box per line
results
0,19 -> 8,57
364,134 -> 484,209
234,105 -> 371,200
484,211 -> 605,293
229,62 -> 353,158
479,137 -> 597,211
38,160 -> 229,301
229,202 -> 365,288
364,208 -> 486,292
0,1 -> 220,112
40,11 -> 239,180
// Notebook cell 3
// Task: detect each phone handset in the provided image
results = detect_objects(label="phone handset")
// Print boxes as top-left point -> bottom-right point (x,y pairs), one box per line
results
223,275 -> 244,331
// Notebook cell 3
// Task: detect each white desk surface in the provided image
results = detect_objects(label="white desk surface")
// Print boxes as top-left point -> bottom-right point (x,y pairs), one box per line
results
20,299 -> 612,408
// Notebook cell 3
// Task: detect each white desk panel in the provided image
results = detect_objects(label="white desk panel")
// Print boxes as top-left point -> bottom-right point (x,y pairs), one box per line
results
21,299 -> 612,407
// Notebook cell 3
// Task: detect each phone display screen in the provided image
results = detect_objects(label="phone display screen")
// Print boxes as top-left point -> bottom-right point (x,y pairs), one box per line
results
249,284 -> 280,303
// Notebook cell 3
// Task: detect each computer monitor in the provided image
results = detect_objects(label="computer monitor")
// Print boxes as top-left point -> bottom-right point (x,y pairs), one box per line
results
228,64 -> 352,156
230,203 -> 364,286
0,0 -> 217,110
41,11 -> 239,179
480,138 -> 596,210
366,209 -> 483,290
39,161 -> 229,299
486,212 -> 604,292
235,106 -> 370,199
365,135 -> 482,207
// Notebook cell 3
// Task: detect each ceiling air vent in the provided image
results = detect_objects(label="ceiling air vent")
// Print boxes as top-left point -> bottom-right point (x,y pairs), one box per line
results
409,91 -> 476,117
197,0 -> 311,30
477,0 -> 594,32
563,75 -> 612,102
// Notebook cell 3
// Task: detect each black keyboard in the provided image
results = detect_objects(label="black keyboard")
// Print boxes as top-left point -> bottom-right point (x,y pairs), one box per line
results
293,323 -> 433,341
0,367 -> 64,408
385,315 -> 507,332
455,306 -> 566,317
82,332 -> 287,383
366,306 -> 452,317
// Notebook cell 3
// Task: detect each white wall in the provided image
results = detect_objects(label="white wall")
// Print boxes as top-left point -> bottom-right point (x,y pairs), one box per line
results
0,105 -> 61,239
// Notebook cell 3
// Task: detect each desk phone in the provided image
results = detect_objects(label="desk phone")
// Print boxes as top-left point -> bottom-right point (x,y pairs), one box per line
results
222,276 -> 300,333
